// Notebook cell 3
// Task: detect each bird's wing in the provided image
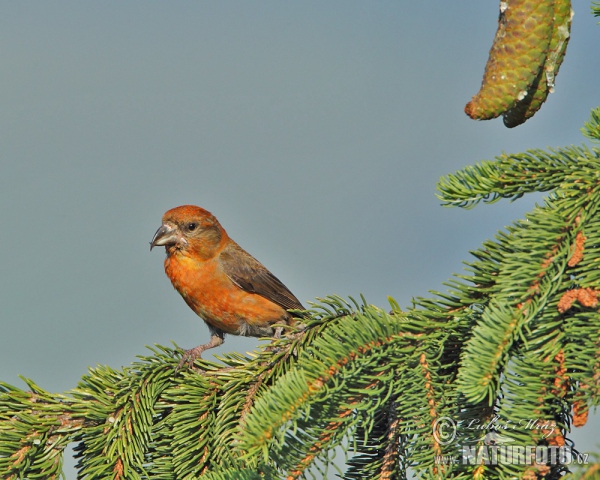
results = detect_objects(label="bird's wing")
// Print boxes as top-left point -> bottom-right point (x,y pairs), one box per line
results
219,241 -> 304,312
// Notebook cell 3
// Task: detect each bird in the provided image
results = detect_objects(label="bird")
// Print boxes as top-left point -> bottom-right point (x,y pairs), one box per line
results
150,205 -> 304,368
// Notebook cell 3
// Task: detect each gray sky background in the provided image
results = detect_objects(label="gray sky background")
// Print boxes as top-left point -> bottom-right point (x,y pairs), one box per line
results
1,2 -> 599,477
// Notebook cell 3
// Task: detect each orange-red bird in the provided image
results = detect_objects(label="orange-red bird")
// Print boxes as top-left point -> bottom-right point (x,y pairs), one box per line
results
150,205 -> 303,367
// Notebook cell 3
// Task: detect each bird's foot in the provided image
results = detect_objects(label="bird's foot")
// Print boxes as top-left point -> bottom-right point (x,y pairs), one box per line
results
176,346 -> 205,372
175,332 -> 224,373
264,328 -> 305,358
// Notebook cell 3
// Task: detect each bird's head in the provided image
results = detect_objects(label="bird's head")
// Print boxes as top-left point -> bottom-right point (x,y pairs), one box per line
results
150,205 -> 228,259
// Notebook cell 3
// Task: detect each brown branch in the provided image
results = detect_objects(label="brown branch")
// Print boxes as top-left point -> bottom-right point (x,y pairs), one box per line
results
380,401 -> 401,480
573,391 -> 589,428
568,231 -> 586,267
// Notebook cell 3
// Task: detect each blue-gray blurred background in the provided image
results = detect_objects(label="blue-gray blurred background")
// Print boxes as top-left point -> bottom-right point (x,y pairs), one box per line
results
1,2 -> 599,477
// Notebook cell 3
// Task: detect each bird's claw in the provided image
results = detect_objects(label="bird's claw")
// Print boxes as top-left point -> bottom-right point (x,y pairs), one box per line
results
175,347 -> 204,373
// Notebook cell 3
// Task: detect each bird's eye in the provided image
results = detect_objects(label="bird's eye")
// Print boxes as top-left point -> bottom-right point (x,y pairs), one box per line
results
187,222 -> 198,232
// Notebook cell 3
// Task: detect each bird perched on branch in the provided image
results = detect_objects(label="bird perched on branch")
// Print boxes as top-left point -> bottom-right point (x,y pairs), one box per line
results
150,205 -> 304,368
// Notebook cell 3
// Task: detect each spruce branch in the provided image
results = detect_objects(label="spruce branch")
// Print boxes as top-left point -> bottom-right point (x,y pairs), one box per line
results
3,113 -> 600,478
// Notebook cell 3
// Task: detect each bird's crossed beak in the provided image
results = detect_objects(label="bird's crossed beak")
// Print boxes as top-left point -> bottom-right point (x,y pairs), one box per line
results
150,224 -> 186,251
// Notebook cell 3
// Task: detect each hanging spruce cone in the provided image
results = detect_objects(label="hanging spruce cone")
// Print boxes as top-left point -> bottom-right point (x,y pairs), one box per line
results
464,0 -> 572,128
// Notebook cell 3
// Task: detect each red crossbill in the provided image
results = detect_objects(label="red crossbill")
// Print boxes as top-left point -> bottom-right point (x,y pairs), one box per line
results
150,205 -> 303,367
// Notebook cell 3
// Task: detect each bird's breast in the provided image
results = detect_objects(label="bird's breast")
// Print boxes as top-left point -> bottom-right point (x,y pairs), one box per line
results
164,254 -> 288,335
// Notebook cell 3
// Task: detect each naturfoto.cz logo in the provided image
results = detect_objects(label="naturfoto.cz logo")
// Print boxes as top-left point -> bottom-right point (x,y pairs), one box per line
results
432,417 -> 589,466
